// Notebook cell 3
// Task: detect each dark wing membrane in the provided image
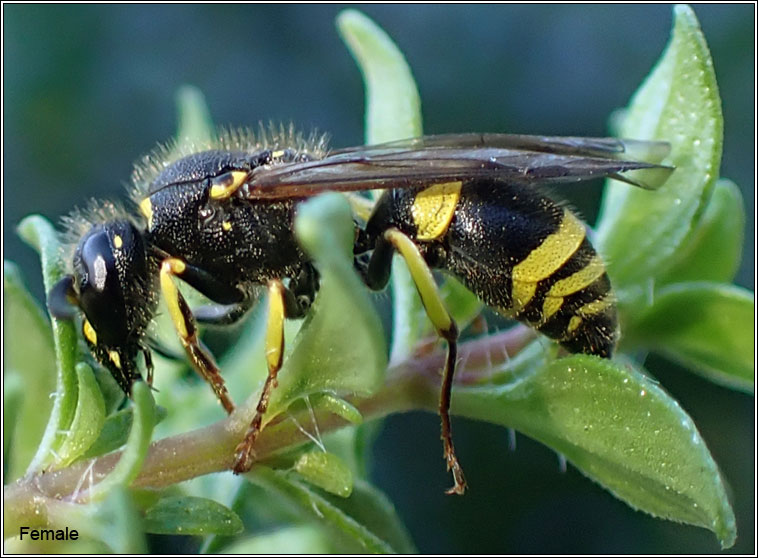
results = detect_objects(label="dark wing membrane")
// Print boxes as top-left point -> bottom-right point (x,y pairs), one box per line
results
330,133 -> 672,161
243,134 -> 674,200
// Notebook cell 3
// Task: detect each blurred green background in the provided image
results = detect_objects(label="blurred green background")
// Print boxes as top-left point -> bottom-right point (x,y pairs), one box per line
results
3,4 -> 753,553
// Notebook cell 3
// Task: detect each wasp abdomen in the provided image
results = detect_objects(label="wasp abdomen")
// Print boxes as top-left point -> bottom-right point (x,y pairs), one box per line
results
443,179 -> 618,357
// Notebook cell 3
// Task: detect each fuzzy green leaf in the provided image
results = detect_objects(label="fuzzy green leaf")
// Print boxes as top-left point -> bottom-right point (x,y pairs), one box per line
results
294,451 -> 354,498
597,5 -> 723,293
89,381 -> 156,501
217,525 -> 336,554
17,215 -> 81,473
320,478 -> 417,553
313,393 -> 364,425
248,193 -> 386,422
82,405 -> 167,460
92,486 -> 148,553
144,496 -> 243,536
3,261 -> 57,479
55,363 -> 106,466
338,9 -> 428,365
629,282 -> 754,393
250,467 -> 414,553
337,9 -> 422,145
453,352 -> 736,548
656,178 -> 745,285
175,84 -> 215,147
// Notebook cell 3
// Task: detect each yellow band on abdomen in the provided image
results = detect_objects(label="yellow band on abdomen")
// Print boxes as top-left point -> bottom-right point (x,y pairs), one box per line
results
411,181 -> 462,241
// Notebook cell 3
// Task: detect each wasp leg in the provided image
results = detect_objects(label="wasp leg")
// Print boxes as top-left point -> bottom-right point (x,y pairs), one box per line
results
194,300 -> 254,326
287,264 -> 319,318
367,228 -> 467,495
141,347 -> 154,386
159,258 -> 235,414
233,279 -> 288,474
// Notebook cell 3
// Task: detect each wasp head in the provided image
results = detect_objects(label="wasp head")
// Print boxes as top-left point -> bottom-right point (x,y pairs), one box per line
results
48,217 -> 158,394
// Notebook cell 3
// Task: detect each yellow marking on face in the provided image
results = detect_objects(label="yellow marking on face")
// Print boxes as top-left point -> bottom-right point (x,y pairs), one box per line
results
222,220 -> 232,231
411,181 -> 462,241
139,197 -> 154,229
510,279 -> 537,313
83,319 -> 98,345
512,211 -> 586,283
113,234 -> 123,249
108,350 -> 122,369
541,296 -> 564,322
265,281 -> 286,371
578,297 -> 613,317
567,316 -> 583,333
160,259 -> 189,338
210,170 -> 248,200
547,255 -> 605,297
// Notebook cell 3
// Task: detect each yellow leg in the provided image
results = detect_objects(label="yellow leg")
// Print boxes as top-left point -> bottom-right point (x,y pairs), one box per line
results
160,258 -> 235,414
233,279 -> 286,474
384,229 -> 467,495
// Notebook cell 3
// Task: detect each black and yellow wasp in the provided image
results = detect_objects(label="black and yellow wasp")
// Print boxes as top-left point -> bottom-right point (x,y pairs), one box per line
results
47,128 -> 672,494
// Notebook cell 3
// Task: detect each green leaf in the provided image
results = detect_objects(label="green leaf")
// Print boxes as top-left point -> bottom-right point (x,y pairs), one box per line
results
175,84 -> 215,147
17,215 -> 81,473
90,381 -> 157,501
55,363 -> 106,466
3,261 -> 57,480
628,282 -> 754,393
321,478 -> 417,554
337,9 -> 427,365
250,466 -> 414,553
82,405 -> 168,459
92,486 -> 148,553
452,353 -> 737,548
312,393 -> 364,425
218,525 -> 336,554
144,496 -> 243,536
294,451 -> 354,498
597,5 -> 723,293
439,274 -> 485,329
336,9 -> 422,145
253,193 -> 386,421
657,178 -> 745,285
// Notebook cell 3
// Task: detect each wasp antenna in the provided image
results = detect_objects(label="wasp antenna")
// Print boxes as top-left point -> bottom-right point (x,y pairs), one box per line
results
47,275 -> 79,320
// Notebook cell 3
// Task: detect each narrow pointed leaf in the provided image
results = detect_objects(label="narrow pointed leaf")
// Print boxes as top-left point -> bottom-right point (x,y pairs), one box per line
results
90,381 -> 157,500
93,486 -> 148,553
657,179 -> 745,285
175,84 -> 215,147
248,193 -> 386,423
597,5 -> 723,291
55,363 -> 106,466
338,9 -> 427,364
3,261 -> 57,479
217,525 -> 335,554
294,451 -> 354,497
17,215 -> 80,473
250,466 -> 410,553
629,282 -> 754,393
144,496 -> 243,535
337,9 -> 422,145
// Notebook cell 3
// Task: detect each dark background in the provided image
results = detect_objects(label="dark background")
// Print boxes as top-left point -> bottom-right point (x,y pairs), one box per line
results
4,4 -> 754,553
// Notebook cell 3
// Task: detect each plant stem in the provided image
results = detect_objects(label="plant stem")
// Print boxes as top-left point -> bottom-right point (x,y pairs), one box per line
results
3,327 -> 530,537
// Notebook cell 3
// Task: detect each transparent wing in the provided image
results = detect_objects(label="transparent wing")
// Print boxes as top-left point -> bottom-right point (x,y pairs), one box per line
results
241,133 -> 674,200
